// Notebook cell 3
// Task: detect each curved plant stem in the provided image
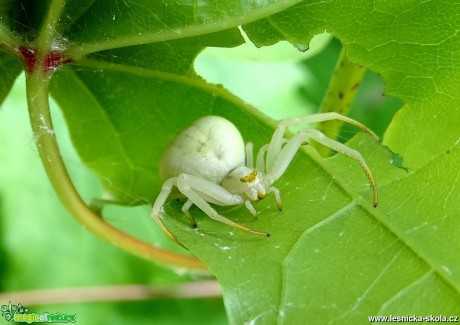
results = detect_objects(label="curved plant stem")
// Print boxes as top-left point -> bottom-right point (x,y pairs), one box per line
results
316,46 -> 366,155
0,280 -> 221,306
35,0 -> 66,58
78,57 -> 277,129
25,72 -> 206,270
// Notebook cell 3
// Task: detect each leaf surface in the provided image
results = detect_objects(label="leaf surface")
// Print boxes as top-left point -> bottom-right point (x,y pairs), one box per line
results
0,52 -> 22,104
1,1 -> 459,323
52,1 -> 460,323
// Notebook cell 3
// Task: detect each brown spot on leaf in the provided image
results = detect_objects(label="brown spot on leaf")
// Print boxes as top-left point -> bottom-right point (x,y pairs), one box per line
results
351,83 -> 360,91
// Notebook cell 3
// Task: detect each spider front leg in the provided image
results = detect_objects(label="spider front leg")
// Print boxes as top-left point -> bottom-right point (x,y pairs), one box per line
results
151,177 -> 186,247
245,142 -> 254,168
175,174 -> 270,237
264,123 -> 378,207
181,199 -> 197,228
265,112 -> 379,169
300,129 -> 378,207
278,112 -> 380,141
152,174 -> 270,245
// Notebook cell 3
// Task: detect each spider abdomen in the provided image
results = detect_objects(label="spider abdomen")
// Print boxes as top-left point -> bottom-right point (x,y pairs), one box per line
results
159,116 -> 245,184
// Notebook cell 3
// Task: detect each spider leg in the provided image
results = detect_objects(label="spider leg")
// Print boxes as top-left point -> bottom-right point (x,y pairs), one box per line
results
176,174 -> 270,237
245,142 -> 254,168
266,127 -> 286,174
278,112 -> 380,141
150,177 -> 187,247
245,201 -> 258,218
261,138 -> 289,174
301,129 -> 378,207
265,128 -> 378,207
267,187 -> 283,210
256,144 -> 269,173
181,199 -> 197,228
265,112 -> 379,173
266,131 -> 307,183
264,112 -> 380,173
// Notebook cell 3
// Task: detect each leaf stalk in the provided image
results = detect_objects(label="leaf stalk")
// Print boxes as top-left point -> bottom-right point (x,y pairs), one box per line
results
25,71 -> 206,270
316,45 -> 366,155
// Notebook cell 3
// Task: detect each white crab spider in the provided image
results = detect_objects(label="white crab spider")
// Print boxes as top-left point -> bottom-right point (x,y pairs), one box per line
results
151,113 -> 379,245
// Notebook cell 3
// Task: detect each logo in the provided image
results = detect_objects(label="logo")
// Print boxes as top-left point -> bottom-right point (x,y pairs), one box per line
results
1,302 -> 28,321
1,302 -> 76,323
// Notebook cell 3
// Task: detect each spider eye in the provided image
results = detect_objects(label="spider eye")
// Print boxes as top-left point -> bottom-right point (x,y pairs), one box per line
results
240,170 -> 258,183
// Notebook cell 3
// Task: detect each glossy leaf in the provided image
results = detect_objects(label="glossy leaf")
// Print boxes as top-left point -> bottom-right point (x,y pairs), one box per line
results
0,52 -> 22,103
0,1 -> 459,324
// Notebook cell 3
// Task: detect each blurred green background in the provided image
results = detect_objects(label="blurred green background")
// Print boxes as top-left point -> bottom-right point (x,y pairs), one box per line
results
0,36 -> 400,324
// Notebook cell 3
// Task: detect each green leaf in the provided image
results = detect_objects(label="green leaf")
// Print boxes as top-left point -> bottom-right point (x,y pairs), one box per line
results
244,0 -> 460,168
1,1 -> 459,324
63,0 -> 298,59
0,52 -> 22,104
0,0 -> 49,37
165,134 -> 460,324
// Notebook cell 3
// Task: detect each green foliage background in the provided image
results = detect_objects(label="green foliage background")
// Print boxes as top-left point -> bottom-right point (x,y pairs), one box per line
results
0,1 -> 459,324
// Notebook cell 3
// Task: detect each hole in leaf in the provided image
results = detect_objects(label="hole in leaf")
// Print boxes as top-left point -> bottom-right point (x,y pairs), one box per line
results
194,33 -> 403,142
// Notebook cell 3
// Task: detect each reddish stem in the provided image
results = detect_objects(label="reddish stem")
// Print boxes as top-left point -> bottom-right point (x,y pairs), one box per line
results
19,46 -> 71,73
18,46 -> 36,73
